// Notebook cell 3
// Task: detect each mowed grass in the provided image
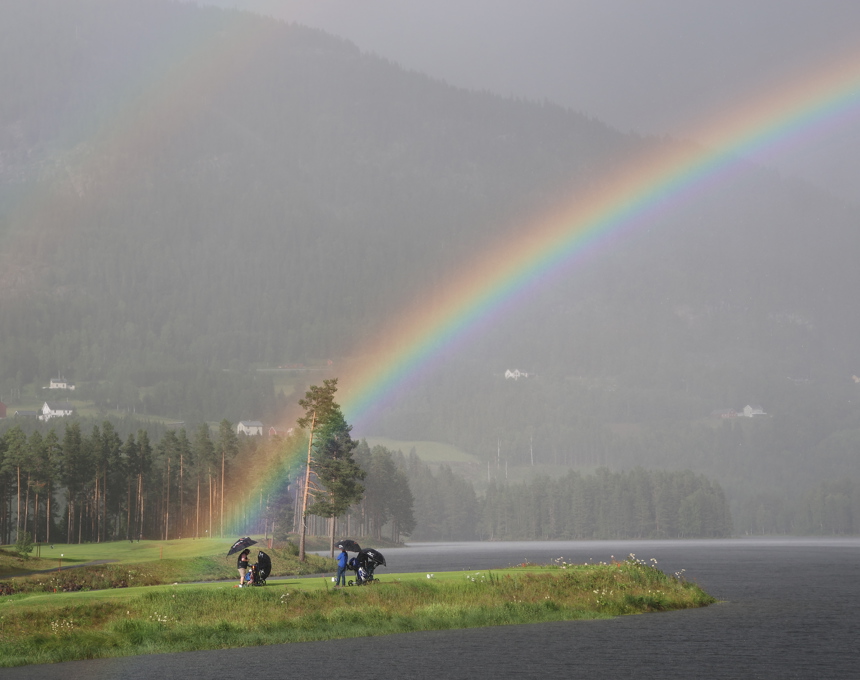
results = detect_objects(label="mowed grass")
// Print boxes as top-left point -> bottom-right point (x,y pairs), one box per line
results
0,538 -> 334,597
0,537 -> 290,577
0,557 -> 716,668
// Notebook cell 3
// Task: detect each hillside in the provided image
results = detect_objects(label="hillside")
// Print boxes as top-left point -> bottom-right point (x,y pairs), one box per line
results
1,0 -> 859,531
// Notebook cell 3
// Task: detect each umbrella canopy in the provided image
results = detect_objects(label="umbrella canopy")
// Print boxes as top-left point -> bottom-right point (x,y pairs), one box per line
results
226,537 -> 257,557
359,547 -> 386,567
336,539 -> 362,552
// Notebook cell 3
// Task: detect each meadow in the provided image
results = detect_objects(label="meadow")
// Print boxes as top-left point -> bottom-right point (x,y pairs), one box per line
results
0,543 -> 715,668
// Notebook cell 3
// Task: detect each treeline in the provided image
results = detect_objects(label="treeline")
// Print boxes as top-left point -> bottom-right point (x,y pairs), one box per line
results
482,469 -> 732,540
0,419 -> 253,545
375,365 -> 860,536
337,449 -> 735,542
736,478 -> 860,536
1,416 -> 741,546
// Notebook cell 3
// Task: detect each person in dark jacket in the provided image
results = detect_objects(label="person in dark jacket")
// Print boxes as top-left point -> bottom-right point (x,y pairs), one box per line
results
335,546 -> 348,587
237,548 -> 250,587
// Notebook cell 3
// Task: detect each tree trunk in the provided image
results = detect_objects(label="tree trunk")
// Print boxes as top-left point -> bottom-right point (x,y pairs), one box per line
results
16,466 -> 21,542
126,480 -> 132,540
164,457 -> 170,541
195,474 -> 200,540
102,467 -> 107,542
220,451 -> 225,539
23,471 -> 30,540
298,411 -> 316,562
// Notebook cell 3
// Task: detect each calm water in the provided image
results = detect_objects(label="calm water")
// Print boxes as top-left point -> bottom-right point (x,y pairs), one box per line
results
6,538 -> 860,679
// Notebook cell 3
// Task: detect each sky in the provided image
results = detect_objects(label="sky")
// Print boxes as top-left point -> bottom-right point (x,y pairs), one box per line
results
199,0 -> 860,202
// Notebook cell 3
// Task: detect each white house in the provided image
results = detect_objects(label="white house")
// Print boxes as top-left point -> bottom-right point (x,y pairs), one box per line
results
743,404 -> 767,417
504,369 -> 530,380
49,377 -> 75,390
40,401 -> 75,421
237,420 -> 264,436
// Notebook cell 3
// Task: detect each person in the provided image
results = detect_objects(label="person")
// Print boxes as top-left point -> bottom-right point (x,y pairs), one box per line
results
335,546 -> 348,587
237,548 -> 250,587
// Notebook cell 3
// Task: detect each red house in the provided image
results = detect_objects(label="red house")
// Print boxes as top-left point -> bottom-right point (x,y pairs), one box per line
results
0,401 -> 6,419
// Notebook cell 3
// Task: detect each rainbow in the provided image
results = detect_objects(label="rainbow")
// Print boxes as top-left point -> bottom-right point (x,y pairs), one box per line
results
335,50 -> 860,432
236,46 -> 860,530
3,7 -> 859,527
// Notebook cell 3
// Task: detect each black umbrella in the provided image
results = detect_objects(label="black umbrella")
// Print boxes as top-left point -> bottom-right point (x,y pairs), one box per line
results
336,539 -> 362,552
359,547 -> 386,566
226,536 -> 257,557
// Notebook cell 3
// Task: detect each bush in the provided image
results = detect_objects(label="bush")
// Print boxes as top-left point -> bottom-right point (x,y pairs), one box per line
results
14,532 -> 33,558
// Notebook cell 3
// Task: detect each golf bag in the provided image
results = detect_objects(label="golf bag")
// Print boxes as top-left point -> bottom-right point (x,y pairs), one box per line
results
246,550 -> 272,586
347,548 -> 386,586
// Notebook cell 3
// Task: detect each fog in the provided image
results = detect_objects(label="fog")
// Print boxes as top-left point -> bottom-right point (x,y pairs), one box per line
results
3,0 -> 859,538
204,0 -> 860,201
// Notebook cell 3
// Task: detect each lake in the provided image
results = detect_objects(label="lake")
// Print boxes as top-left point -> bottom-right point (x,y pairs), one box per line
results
6,538 -> 860,679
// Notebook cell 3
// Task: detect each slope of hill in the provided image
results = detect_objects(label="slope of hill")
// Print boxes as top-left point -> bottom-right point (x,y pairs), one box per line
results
1,0 -> 859,531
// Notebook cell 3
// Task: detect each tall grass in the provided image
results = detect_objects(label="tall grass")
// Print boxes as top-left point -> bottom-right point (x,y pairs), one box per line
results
1,558 -> 715,667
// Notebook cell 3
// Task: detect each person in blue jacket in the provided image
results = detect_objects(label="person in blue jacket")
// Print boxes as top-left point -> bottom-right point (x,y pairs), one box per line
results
335,546 -> 348,587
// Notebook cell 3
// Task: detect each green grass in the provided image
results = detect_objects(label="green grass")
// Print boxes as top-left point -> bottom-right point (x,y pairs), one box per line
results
0,537 -> 334,593
1,538 -> 264,574
0,556 -> 716,667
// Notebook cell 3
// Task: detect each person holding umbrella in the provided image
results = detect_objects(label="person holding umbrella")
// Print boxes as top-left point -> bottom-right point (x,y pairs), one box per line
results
335,545 -> 348,588
237,548 -> 251,587
227,537 -> 258,587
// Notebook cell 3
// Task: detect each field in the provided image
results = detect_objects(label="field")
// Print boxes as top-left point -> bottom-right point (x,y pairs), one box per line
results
0,537 -> 334,593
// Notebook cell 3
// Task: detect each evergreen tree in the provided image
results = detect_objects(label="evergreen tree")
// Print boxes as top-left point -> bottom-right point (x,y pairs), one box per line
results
296,379 -> 366,556
307,407 -> 365,557
1,426 -> 27,542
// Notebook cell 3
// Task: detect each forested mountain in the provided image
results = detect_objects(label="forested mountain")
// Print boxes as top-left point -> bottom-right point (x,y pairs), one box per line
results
1,0 -> 859,534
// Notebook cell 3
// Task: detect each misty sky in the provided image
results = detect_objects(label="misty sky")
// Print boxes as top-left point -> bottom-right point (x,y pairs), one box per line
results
198,0 -> 860,202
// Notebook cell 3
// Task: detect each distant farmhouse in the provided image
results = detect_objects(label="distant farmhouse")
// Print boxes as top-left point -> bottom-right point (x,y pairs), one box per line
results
48,377 -> 75,390
504,369 -> 530,380
268,426 -> 293,438
40,401 -> 75,421
711,405 -> 767,419
0,401 -> 6,419
743,404 -> 767,417
237,420 -> 264,436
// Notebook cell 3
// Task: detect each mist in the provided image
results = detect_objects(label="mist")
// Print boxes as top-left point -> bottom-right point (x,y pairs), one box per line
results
204,0 -> 860,201
2,0 -> 859,538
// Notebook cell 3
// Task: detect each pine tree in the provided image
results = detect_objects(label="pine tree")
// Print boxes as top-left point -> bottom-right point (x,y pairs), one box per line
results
296,378 -> 363,560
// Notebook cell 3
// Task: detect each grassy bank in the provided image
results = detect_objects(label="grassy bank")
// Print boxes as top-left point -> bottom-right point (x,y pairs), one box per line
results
0,540 -> 333,595
0,555 -> 715,668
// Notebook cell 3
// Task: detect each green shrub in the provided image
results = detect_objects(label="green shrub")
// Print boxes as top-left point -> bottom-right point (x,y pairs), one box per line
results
14,532 -> 34,558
